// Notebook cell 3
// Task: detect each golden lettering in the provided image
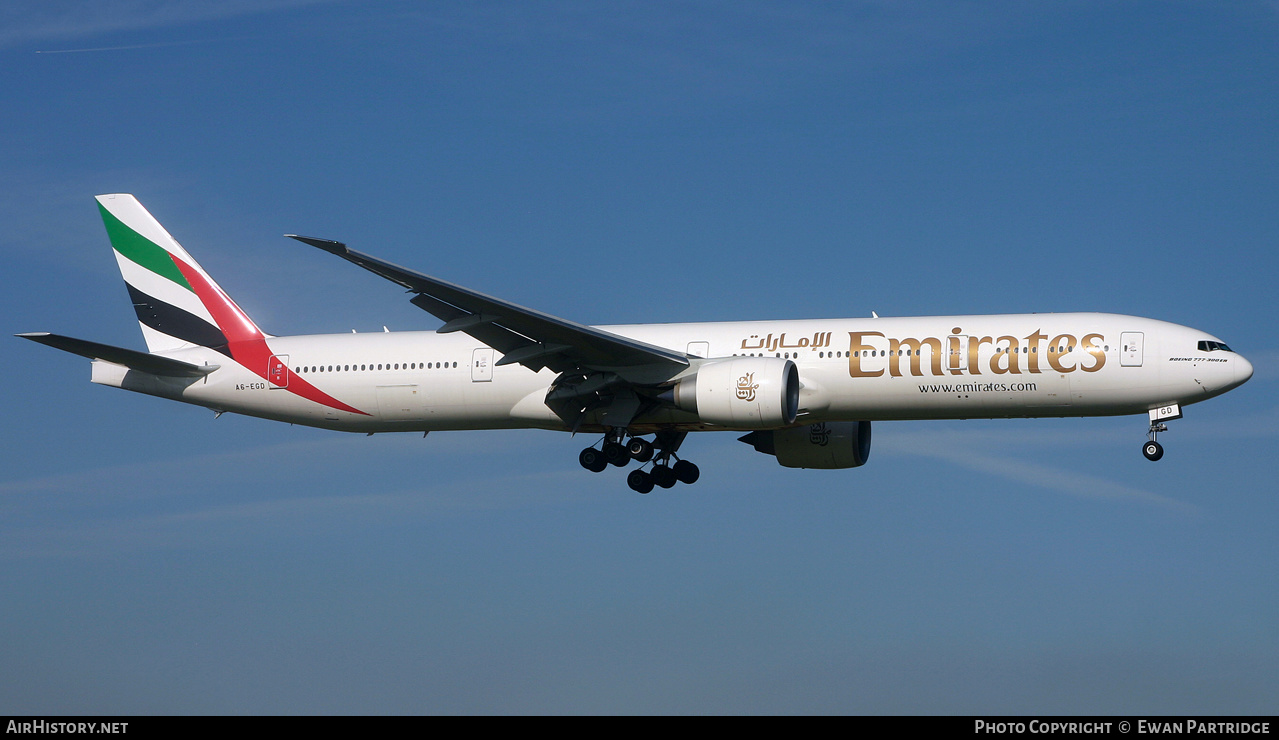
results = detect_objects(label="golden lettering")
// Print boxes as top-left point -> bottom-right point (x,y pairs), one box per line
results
888,337 -> 943,377
969,336 -> 992,375
1023,330 -> 1046,373
1047,333 -> 1077,372
1081,333 -> 1106,372
847,331 -> 885,377
796,327 -> 1111,380
990,336 -> 1020,375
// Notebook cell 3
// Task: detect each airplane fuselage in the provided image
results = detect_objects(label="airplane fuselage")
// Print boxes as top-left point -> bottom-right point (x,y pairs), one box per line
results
92,312 -> 1252,433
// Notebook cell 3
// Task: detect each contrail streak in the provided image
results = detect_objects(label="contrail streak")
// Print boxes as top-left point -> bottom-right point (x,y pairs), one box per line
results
36,38 -> 225,54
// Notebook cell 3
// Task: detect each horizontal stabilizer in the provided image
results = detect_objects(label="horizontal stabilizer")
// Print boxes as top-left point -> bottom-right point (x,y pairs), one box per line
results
16,332 -> 219,378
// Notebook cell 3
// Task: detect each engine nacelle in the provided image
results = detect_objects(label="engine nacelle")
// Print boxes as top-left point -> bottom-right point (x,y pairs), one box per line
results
669,357 -> 799,429
739,421 -> 872,469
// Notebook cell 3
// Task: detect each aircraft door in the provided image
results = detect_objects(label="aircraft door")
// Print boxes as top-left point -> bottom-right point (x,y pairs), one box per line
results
375,384 -> 422,420
687,341 -> 710,359
268,354 -> 289,389
946,335 -> 969,374
1121,332 -> 1144,367
472,348 -> 494,382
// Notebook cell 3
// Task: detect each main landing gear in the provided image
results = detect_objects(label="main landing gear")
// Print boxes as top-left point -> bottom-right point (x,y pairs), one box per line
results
579,429 -> 700,494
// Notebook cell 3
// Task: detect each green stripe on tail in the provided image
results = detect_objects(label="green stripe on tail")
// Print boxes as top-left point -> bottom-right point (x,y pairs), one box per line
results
98,202 -> 193,291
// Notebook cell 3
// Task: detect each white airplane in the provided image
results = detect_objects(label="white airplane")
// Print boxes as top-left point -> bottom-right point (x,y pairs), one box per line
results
19,194 -> 1253,493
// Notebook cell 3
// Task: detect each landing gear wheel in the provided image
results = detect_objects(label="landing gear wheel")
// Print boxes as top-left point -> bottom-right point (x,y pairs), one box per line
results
627,438 -> 654,462
1143,440 -> 1164,462
672,460 -> 700,485
603,441 -> 630,467
627,469 -> 654,494
650,464 -> 678,489
579,447 -> 608,473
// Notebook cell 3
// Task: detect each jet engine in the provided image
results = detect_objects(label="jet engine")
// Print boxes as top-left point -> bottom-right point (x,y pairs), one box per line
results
666,357 -> 799,429
739,421 -> 872,469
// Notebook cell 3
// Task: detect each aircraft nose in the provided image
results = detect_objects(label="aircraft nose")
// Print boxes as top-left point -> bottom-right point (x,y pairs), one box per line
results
1236,354 -> 1254,386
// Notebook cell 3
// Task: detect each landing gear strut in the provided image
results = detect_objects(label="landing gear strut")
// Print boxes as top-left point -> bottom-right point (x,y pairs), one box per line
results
1143,422 -> 1166,462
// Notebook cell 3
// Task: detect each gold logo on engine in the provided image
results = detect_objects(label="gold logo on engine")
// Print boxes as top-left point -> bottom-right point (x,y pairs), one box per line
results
736,372 -> 759,401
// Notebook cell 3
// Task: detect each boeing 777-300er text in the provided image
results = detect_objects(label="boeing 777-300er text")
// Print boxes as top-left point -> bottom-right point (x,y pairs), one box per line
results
19,195 -> 1254,493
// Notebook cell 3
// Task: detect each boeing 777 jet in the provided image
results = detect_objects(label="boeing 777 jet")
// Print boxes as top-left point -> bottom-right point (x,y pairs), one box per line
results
19,195 -> 1253,493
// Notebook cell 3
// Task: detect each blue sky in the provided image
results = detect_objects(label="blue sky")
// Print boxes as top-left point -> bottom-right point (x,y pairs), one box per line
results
2,1 -> 1277,714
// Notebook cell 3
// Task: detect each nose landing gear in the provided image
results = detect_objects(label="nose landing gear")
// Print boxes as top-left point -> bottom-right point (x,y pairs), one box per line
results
1143,420 -> 1168,462
1142,404 -> 1181,462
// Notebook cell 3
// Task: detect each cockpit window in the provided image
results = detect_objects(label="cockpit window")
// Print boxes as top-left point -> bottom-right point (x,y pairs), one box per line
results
1198,340 -> 1233,352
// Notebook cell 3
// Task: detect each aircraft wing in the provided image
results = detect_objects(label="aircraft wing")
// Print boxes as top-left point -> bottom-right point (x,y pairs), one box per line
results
286,236 -> 689,375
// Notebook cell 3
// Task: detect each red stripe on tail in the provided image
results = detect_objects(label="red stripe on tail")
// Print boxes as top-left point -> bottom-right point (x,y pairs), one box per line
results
169,255 -> 369,416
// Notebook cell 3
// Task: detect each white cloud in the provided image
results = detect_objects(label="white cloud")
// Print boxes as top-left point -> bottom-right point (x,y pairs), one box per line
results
0,0 -> 333,50
0,429 -> 591,559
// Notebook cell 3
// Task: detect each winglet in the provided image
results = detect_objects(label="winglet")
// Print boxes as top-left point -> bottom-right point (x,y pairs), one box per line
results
285,235 -> 348,256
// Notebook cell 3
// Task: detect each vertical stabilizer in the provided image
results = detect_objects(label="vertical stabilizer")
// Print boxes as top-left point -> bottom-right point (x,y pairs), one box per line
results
96,194 -> 265,355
